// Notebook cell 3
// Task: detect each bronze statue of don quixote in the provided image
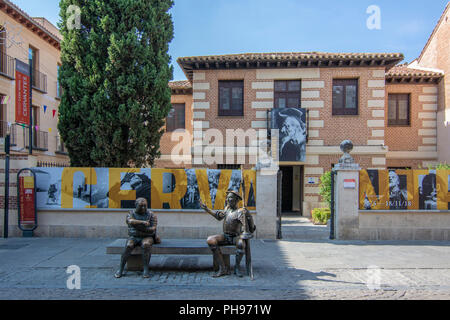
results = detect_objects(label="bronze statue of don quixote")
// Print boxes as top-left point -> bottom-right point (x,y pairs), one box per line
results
115,166 -> 255,279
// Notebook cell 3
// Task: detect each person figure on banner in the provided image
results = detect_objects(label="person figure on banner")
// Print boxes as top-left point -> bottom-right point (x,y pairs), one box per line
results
120,172 -> 151,208
388,171 -> 408,209
420,173 -> 437,210
278,108 -> 306,162
47,184 -> 58,205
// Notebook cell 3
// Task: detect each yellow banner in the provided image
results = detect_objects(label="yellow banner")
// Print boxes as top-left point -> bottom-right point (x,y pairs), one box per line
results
35,168 -> 257,211
360,169 -> 450,211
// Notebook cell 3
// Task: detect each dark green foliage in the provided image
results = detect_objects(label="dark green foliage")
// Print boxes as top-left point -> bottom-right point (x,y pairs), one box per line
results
58,0 -> 174,167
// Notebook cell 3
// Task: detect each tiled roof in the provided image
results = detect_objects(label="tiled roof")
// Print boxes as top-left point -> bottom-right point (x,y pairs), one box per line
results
169,80 -> 191,89
178,52 -> 404,81
179,52 -> 404,62
169,80 -> 192,94
387,65 -> 444,77
0,0 -> 60,49
386,65 -> 443,83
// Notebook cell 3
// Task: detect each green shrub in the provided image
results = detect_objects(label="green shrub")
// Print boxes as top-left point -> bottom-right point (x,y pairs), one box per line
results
419,162 -> 450,170
434,163 -> 450,170
311,208 -> 331,225
319,171 -> 332,209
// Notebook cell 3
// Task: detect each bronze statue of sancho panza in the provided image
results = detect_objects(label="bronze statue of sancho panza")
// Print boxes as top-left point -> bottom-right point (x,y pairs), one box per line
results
115,198 -> 161,279
200,190 -> 256,278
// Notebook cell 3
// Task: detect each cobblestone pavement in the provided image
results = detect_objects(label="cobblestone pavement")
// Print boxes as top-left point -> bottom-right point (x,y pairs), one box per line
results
0,237 -> 450,300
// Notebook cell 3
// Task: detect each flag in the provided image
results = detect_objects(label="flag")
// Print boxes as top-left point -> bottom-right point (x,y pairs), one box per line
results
1,96 -> 10,104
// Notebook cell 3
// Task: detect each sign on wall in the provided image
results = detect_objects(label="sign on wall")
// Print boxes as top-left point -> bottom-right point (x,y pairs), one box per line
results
271,108 -> 307,162
360,169 -> 450,211
15,59 -> 30,125
33,168 -> 257,211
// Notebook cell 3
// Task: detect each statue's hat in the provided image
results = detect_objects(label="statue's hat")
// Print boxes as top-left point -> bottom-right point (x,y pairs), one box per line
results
226,189 -> 242,201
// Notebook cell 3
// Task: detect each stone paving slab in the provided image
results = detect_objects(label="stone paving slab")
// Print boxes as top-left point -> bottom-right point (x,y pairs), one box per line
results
0,237 -> 450,300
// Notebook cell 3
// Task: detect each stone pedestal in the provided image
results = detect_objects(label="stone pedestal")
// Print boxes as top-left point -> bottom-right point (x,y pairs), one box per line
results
255,167 -> 278,239
333,162 -> 361,240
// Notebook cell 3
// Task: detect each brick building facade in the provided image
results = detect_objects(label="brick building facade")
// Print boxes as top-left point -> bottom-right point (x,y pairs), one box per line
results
162,4 -> 449,216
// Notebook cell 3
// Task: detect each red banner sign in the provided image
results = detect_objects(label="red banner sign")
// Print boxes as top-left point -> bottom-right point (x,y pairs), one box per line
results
15,59 -> 30,125
19,176 -> 35,225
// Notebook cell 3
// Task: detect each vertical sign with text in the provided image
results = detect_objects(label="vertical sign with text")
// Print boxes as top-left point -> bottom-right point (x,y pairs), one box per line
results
15,59 -> 30,125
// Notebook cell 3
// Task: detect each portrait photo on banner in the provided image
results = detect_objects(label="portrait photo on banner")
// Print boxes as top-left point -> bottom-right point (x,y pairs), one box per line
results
360,169 -> 450,211
271,108 -> 307,162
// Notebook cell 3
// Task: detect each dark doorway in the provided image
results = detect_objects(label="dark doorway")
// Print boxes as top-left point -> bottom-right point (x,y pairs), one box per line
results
280,166 -> 293,212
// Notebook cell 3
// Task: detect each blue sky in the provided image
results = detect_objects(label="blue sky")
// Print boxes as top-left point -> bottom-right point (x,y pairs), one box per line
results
12,0 -> 449,80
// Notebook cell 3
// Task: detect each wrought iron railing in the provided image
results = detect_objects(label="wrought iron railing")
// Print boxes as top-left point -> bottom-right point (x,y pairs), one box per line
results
0,51 -> 15,78
31,68 -> 47,92
37,160 -> 70,168
25,127 -> 48,151
0,121 -> 17,145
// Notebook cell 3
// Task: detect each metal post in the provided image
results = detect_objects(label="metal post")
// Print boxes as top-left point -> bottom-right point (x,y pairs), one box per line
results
330,170 -> 337,240
3,128 -> 10,238
29,58 -> 33,155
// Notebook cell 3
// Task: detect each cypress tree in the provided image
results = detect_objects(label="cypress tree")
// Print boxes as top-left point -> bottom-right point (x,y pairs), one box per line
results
58,0 -> 174,167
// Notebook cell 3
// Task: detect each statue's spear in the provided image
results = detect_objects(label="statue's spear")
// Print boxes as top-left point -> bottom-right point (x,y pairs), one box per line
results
240,165 -> 254,280
240,165 -> 246,210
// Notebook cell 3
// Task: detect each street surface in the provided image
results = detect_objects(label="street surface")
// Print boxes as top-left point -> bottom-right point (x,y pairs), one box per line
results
0,218 -> 449,300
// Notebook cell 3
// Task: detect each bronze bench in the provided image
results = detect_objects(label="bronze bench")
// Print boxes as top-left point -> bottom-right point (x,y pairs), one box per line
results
106,239 -> 237,272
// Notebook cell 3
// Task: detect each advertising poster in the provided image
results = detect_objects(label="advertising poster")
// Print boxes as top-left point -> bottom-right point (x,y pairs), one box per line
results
33,168 -> 257,211
360,169 -> 450,211
271,108 -> 307,162
15,59 -> 30,125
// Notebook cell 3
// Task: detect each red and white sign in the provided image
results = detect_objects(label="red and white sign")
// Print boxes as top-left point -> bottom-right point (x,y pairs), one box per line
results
344,179 -> 356,189
15,59 -> 30,125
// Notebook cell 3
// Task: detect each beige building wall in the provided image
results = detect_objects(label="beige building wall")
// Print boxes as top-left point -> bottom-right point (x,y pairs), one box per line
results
415,4 -> 450,163
0,5 -> 67,165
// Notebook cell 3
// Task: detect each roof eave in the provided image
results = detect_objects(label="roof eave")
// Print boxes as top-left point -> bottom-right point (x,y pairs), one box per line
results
0,0 -> 61,50
386,75 -> 443,84
178,54 -> 404,81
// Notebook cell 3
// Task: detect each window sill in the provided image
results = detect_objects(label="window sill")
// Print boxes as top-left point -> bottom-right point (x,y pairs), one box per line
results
32,86 -> 47,94
26,147 -> 49,152
0,72 -> 14,80
217,115 -> 244,118
166,129 -> 186,133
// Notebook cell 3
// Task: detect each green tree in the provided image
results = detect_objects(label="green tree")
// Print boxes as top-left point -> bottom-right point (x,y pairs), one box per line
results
319,171 -> 332,209
58,0 -> 174,167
